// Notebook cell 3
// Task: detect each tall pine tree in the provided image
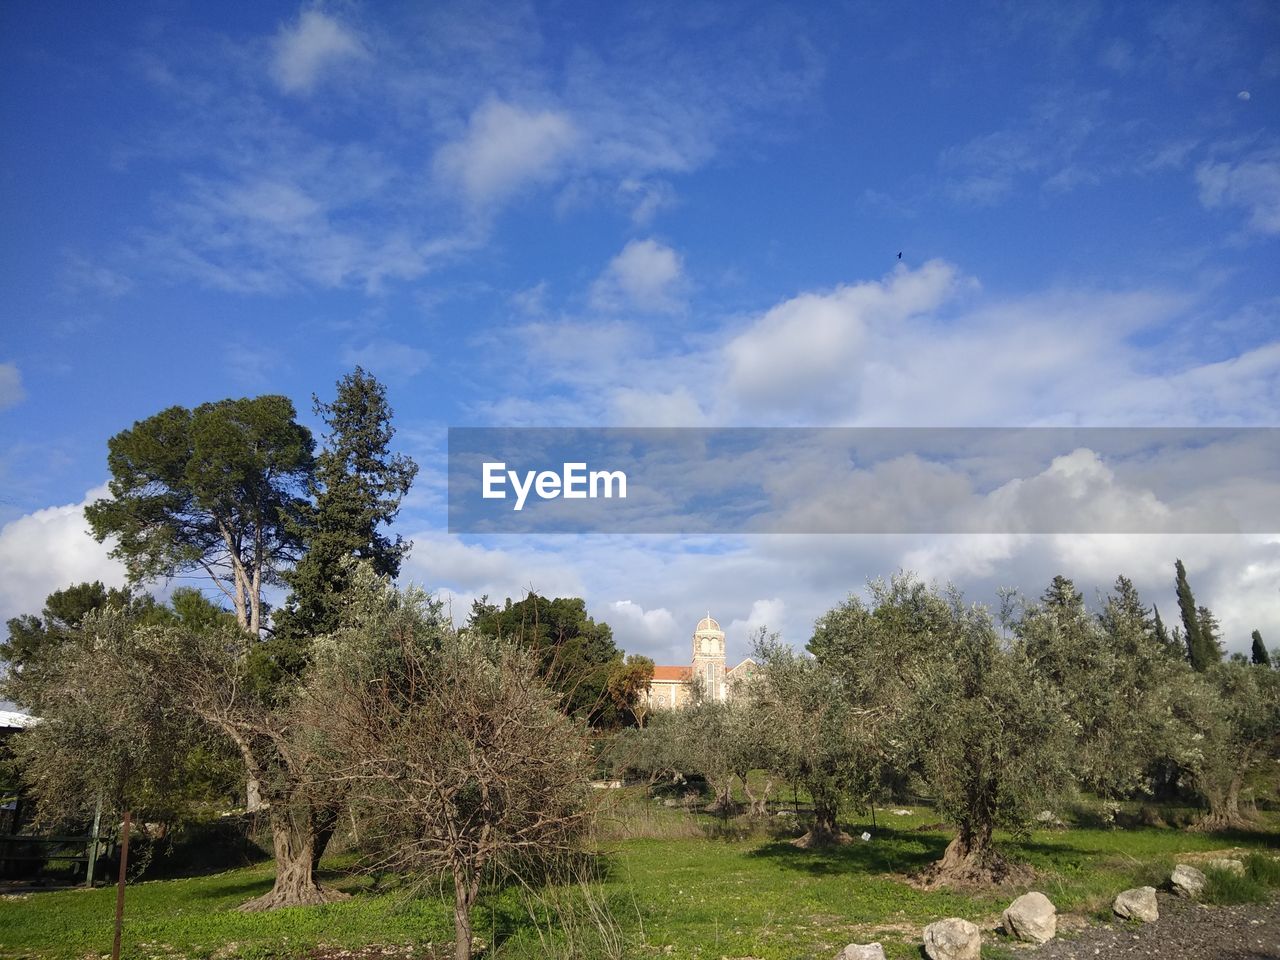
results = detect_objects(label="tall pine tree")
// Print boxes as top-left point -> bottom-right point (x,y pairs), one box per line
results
275,368 -> 418,646
1252,629 -> 1272,668
1099,575 -> 1153,652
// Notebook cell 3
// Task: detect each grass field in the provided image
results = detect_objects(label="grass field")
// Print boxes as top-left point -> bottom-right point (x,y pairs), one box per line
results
1,795 -> 1276,960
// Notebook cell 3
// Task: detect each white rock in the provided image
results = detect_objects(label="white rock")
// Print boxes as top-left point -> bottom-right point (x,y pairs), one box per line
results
1171,863 -> 1207,898
1206,858 -> 1245,876
835,944 -> 886,960
923,917 -> 981,960
892,808 -> 913,816
1002,891 -> 1056,943
1113,886 -> 1159,922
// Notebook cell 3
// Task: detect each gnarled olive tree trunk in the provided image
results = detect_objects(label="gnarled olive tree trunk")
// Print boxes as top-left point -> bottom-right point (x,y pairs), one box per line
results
1193,766 -> 1253,832
239,806 -> 349,911
793,791 -> 850,848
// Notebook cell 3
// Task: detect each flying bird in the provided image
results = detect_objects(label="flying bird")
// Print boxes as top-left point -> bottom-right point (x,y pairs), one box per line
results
897,251 -> 902,259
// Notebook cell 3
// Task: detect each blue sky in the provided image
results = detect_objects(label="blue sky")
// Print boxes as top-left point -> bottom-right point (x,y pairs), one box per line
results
1,0 -> 1277,664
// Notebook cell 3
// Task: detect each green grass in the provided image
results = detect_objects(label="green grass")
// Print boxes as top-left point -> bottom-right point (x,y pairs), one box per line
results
0,864 -> 459,960
1,797 -> 1276,960
1199,852 -> 1280,906
1245,850 -> 1280,886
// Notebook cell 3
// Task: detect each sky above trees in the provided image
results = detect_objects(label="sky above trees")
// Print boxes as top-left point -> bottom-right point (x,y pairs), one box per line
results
1,0 -> 1277,663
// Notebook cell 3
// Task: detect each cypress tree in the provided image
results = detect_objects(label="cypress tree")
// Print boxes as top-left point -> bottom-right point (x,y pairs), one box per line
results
1174,558 -> 1206,670
1252,629 -> 1271,668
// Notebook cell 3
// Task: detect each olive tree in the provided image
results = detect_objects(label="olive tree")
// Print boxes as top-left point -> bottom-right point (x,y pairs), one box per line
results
305,585 -> 594,960
4,607 -> 208,832
810,575 -> 1073,883
755,636 -> 880,847
1015,575 -> 1187,800
1178,661 -> 1280,830
910,597 -> 1072,884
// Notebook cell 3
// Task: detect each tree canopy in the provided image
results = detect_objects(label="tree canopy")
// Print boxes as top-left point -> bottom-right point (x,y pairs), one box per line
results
467,593 -> 622,724
85,396 -> 314,634
275,367 -> 417,645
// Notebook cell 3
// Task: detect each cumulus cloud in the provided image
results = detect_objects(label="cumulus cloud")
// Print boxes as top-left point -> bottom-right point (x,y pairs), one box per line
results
606,600 -> 680,660
589,239 -> 686,314
434,99 -> 577,208
1196,148 -> 1280,234
487,259 -> 1266,429
272,9 -> 366,94
723,260 -> 969,419
0,363 -> 25,412
728,598 -> 785,646
0,487 -> 126,625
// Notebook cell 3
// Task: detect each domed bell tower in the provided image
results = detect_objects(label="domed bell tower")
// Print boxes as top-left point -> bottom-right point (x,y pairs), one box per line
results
691,614 -> 726,701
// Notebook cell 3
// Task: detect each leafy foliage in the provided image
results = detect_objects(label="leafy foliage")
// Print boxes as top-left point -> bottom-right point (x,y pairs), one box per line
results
1251,629 -> 1271,668
1177,661 -> 1280,829
275,367 -> 417,647
468,593 -> 622,725
85,396 -> 314,633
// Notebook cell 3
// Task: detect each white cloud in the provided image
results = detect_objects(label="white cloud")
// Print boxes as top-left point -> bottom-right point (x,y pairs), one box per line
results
618,178 -> 678,225
0,487 -> 126,625
389,524 -> 1279,665
1196,148 -> 1280,234
434,99 -> 578,208
484,259 -> 1280,432
728,598 -> 785,644
272,9 -> 366,95
723,260 -> 969,419
0,363 -> 25,412
606,600 -> 679,659
590,239 -> 686,314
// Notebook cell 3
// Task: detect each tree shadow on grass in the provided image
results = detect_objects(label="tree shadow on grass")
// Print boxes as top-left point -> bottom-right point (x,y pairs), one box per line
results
746,825 -> 947,877
748,824 -> 1098,881
1188,825 -> 1280,848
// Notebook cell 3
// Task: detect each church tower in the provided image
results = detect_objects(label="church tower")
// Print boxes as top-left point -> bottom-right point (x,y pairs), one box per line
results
691,614 -> 727,701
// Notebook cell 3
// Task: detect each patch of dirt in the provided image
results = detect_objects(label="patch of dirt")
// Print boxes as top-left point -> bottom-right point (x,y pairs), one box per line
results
300,946 -> 448,960
912,859 -> 1038,891
792,828 -> 853,848
1027,892 -> 1280,960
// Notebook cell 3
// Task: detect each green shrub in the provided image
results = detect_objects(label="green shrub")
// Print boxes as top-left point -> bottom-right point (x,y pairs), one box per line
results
1245,851 -> 1280,887
1202,866 -> 1269,905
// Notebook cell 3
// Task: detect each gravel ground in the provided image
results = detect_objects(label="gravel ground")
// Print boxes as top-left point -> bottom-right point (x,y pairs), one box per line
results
1030,892 -> 1279,960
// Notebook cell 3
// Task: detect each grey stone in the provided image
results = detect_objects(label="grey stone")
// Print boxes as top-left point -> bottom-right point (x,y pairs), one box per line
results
1002,891 -> 1057,943
1113,886 -> 1159,923
923,917 -> 981,960
834,944 -> 887,960
1171,863 -> 1207,898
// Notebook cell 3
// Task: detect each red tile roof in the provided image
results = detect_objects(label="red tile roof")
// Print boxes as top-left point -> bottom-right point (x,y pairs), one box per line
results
651,665 -> 691,682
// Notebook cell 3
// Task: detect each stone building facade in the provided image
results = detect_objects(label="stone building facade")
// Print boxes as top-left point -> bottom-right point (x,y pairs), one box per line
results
645,615 -> 757,711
